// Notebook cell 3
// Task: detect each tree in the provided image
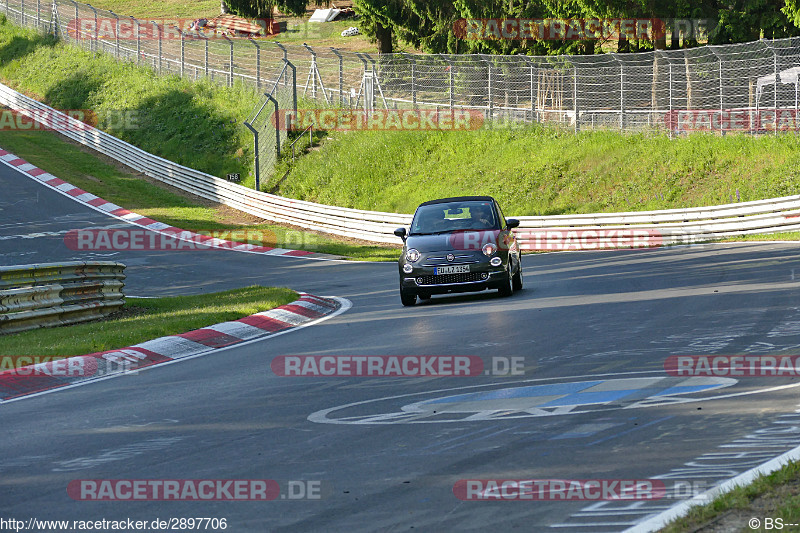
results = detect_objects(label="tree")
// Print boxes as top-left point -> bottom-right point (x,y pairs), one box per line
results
221,0 -> 318,18
352,0 -> 800,55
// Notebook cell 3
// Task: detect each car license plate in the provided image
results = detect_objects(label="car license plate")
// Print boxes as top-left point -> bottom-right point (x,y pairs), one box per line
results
435,265 -> 470,275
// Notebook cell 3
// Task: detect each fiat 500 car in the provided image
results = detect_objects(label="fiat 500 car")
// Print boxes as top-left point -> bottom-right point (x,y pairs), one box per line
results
394,196 -> 522,306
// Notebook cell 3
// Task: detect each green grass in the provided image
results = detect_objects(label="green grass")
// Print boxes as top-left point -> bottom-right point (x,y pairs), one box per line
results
274,125 -> 800,216
78,0 -> 220,20
0,286 -> 297,357
662,460 -> 800,532
0,130 -> 399,260
0,17 -> 259,183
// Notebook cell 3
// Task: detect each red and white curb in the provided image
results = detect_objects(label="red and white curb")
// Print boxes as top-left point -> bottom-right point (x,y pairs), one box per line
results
0,147 -> 338,260
0,293 -> 348,403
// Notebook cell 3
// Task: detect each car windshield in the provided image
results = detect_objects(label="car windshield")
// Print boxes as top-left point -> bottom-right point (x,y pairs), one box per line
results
410,201 -> 499,235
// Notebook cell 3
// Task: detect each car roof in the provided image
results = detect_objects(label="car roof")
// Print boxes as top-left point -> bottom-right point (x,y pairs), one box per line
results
418,196 -> 496,206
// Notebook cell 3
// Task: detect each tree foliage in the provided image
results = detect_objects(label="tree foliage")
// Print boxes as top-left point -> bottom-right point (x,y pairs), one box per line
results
352,0 -> 800,55
222,0 -> 317,18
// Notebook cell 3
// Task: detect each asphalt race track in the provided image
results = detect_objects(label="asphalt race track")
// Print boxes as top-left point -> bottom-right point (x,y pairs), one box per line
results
3,161 -> 800,532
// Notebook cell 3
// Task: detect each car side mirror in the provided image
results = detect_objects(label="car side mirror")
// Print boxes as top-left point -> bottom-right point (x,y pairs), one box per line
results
505,219 -> 520,230
394,227 -> 407,241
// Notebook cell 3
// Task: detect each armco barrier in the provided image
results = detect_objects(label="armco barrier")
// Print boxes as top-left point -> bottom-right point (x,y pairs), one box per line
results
2,82 -> 800,247
0,262 -> 125,334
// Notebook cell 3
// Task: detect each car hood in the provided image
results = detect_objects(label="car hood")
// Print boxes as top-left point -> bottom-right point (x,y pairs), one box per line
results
406,230 -> 501,253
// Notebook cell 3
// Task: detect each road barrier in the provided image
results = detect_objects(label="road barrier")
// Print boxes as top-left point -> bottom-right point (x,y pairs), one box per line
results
0,262 -> 125,334
2,81 -> 800,247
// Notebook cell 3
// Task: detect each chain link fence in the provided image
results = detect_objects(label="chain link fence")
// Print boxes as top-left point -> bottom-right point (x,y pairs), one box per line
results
5,0 -> 800,182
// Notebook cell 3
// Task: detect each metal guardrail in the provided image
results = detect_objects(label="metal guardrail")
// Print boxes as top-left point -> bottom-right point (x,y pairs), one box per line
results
0,261 -> 126,334
2,81 -> 800,247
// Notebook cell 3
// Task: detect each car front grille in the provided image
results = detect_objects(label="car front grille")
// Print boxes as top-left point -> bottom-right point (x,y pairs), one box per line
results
416,272 -> 486,286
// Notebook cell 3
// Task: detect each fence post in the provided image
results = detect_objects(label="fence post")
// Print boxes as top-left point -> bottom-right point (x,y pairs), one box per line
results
87,3 -> 98,52
406,53 -> 416,109
302,43 -> 318,99
249,37 -> 260,90
710,48 -> 723,133
481,55 -> 493,124
243,121 -> 259,191
669,61 -> 673,138
36,0 -> 40,30
275,41 -> 288,87
201,30 -> 208,77
268,94 -> 280,159
130,17 -> 140,65
109,10 -> 119,59
573,66 -> 579,133
289,59 -> 297,114
176,26 -> 184,78
774,47 -> 779,135
330,48 -> 343,105
222,34 -> 233,87
21,0 -> 24,26
150,21 -> 162,74
445,56 -> 454,110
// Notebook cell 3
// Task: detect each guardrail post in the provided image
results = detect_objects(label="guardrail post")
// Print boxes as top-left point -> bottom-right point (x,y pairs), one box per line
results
330,47 -> 343,105
86,3 -> 97,52
109,9 -> 119,59
223,33 -> 233,87
248,37 -> 260,90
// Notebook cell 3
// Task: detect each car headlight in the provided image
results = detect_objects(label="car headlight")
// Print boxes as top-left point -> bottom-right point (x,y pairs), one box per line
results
406,248 -> 420,262
402,263 -> 413,273
482,243 -> 498,256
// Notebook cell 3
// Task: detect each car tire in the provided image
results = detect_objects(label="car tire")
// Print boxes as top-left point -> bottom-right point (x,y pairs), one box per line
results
401,288 -> 417,306
512,257 -> 523,291
498,263 -> 513,297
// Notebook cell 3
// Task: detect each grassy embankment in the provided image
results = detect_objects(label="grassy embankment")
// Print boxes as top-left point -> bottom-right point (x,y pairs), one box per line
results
0,286 -> 297,357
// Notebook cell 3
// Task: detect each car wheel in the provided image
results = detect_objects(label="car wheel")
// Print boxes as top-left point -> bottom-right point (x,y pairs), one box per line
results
498,263 -> 513,297
512,257 -> 523,291
401,288 -> 417,306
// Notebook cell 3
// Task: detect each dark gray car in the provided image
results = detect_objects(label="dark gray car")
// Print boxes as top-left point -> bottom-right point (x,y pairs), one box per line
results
394,196 -> 522,306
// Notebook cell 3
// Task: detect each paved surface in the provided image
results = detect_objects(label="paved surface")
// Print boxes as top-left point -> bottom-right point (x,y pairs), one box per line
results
3,160 -> 800,532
